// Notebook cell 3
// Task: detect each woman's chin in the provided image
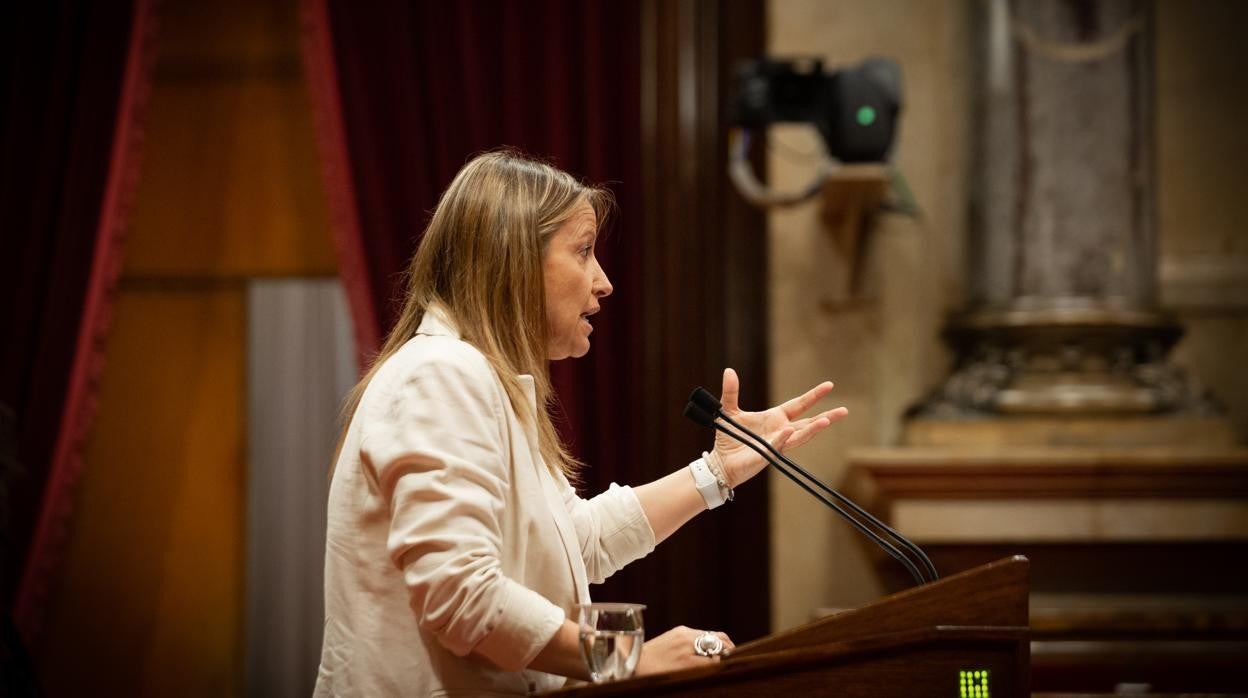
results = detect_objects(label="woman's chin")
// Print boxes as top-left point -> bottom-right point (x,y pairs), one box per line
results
569,339 -> 592,359
548,341 -> 591,361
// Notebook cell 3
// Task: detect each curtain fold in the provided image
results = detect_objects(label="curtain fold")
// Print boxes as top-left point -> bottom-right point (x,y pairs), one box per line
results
0,0 -> 158,646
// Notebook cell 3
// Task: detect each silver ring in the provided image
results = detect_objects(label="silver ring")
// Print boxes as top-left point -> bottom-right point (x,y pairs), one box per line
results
692,631 -> 724,657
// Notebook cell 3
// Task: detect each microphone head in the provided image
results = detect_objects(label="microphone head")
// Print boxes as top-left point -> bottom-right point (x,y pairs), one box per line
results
683,401 -> 717,428
689,387 -> 722,414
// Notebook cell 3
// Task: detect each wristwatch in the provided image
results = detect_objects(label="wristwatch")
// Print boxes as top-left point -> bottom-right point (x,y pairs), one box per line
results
689,457 -> 727,509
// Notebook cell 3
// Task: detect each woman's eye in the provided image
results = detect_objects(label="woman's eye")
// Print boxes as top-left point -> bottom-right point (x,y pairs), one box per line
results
579,245 -> 593,258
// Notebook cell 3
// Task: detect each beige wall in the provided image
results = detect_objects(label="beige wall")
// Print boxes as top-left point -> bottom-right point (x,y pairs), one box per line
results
1157,1 -> 1248,437
766,0 -> 1248,631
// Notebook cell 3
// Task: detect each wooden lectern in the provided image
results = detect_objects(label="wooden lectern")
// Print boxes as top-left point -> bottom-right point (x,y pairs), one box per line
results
549,556 -> 1030,697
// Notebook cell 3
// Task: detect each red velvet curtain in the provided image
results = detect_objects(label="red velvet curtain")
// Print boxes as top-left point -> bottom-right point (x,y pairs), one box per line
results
0,0 -> 156,650
301,0 -> 644,502
302,0 -> 643,358
303,0 -> 769,640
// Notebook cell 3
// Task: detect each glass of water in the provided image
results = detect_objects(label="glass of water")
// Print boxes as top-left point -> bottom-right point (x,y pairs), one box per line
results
577,602 -> 645,683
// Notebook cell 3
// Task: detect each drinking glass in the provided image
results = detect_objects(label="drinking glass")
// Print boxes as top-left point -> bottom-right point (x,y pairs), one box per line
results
576,602 -> 645,683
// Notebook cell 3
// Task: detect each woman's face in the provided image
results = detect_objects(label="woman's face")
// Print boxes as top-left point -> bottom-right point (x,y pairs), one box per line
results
543,200 -> 612,360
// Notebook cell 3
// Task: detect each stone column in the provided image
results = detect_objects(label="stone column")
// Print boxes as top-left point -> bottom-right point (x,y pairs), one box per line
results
914,0 -> 1220,421
856,5 -> 1248,689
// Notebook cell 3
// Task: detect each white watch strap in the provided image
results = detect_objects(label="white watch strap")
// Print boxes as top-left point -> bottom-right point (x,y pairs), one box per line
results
689,457 -> 726,509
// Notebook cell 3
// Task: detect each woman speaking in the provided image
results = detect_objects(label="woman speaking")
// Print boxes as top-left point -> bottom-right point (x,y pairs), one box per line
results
315,150 -> 846,696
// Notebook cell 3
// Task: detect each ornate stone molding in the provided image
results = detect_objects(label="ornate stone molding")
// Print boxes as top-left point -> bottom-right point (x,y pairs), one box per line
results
916,305 -> 1220,417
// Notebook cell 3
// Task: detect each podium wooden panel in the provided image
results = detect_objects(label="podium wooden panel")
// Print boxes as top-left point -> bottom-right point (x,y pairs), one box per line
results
549,556 -> 1030,697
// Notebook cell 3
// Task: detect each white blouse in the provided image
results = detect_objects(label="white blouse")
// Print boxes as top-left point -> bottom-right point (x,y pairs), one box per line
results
315,307 -> 656,696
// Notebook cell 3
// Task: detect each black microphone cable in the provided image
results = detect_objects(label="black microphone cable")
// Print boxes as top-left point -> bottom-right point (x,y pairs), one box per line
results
690,387 -> 938,582
683,400 -> 929,586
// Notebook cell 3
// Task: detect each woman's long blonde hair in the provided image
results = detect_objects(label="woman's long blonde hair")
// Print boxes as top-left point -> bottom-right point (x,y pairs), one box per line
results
339,149 -> 614,477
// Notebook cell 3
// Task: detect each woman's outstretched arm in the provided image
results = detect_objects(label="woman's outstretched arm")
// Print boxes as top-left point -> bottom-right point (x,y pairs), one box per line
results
634,368 -> 847,544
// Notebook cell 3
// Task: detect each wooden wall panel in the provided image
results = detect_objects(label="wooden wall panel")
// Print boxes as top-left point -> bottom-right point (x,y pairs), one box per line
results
37,289 -> 246,696
125,78 -> 335,277
631,0 -> 770,641
34,0 -> 333,695
124,0 -> 334,278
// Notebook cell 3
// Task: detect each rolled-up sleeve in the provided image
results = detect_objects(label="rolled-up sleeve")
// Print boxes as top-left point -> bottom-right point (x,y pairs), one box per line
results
559,476 -> 657,584
361,349 -> 564,672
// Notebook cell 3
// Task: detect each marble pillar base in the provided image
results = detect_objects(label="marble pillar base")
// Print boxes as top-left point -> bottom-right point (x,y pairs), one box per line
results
917,306 -> 1219,417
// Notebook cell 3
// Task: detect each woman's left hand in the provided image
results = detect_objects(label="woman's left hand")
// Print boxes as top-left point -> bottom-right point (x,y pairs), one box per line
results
712,368 -> 848,488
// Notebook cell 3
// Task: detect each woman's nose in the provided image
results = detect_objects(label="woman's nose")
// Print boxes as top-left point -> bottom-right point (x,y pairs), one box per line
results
593,265 -> 613,298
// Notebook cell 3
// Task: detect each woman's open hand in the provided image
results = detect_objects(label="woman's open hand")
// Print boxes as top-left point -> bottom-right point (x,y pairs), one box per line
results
713,368 -> 847,488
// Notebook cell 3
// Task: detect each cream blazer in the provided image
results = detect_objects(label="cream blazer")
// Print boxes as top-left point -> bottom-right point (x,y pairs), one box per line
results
315,308 -> 656,697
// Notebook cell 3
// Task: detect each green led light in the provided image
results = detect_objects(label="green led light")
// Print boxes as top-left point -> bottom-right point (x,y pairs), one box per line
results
960,669 -> 990,698
856,105 -> 877,126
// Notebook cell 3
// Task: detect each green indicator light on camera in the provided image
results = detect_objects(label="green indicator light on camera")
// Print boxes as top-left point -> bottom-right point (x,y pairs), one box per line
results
856,105 -> 876,126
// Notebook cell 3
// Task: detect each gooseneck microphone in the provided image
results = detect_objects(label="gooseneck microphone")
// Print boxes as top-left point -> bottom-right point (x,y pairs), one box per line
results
689,387 -> 938,582
685,387 -> 938,586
